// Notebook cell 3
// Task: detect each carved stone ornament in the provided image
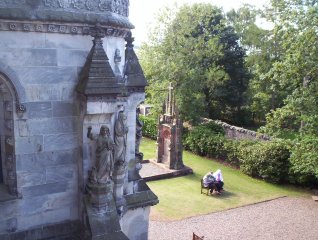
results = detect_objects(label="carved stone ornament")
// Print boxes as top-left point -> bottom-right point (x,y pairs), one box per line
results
87,126 -> 115,184
16,103 -> 26,113
0,20 -> 130,37
6,137 -> 14,146
114,110 -> 128,164
0,0 -> 133,30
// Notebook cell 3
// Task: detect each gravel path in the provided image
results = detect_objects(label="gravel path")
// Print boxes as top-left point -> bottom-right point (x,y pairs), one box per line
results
149,197 -> 318,240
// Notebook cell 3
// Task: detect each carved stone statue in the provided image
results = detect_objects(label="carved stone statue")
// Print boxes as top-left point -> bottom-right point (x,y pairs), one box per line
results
87,125 -> 115,184
114,111 -> 128,164
135,108 -> 143,155
114,48 -> 122,76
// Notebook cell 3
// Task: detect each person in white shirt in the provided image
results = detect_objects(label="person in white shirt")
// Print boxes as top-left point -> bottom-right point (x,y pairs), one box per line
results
203,169 -> 224,194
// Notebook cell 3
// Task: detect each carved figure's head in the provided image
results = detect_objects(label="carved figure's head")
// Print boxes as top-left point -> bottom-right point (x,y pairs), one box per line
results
100,125 -> 110,136
118,111 -> 126,121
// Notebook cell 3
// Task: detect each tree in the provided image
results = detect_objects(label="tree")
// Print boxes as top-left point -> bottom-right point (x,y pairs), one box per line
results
260,0 -> 318,136
139,3 -> 249,124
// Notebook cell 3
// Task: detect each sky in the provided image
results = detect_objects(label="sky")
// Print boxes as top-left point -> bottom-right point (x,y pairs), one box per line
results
129,0 -> 270,45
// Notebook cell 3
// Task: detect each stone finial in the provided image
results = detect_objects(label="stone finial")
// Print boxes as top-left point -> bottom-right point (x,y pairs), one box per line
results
76,31 -> 123,96
89,24 -> 106,39
123,31 -> 148,89
125,31 -> 134,48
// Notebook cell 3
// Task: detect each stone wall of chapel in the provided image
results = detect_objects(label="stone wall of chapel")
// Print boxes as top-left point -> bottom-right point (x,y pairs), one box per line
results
0,31 -> 126,234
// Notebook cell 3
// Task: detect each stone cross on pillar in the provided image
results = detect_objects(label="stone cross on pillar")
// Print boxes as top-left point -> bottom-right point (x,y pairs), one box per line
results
167,82 -> 174,116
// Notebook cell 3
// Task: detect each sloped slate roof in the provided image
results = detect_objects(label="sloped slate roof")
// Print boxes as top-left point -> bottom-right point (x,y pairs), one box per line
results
77,37 -> 123,96
124,33 -> 148,88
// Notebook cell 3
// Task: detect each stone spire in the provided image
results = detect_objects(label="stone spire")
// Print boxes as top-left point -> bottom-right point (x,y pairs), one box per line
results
77,26 -> 122,96
124,32 -> 148,90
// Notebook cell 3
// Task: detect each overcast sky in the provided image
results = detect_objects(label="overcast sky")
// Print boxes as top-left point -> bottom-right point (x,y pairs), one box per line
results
129,0 -> 270,45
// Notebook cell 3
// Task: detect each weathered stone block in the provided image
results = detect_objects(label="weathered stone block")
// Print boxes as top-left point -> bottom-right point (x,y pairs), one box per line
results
17,170 -> 46,188
121,207 -> 150,240
28,117 -> 79,135
0,201 -> 18,221
15,66 -> 78,84
20,192 -> 77,216
15,136 -> 43,155
16,148 -> 79,171
18,207 -> 71,231
25,84 -> 75,102
22,182 -> 68,198
25,102 -> 52,119
53,101 -> 80,117
17,119 -> 29,137
0,49 -> 57,67
57,49 -> 88,67
45,34 -> 92,50
0,32 -> 46,49
43,133 -> 79,151
46,164 -> 76,183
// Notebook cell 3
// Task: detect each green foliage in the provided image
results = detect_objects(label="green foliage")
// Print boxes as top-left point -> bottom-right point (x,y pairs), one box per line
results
139,115 -> 157,140
204,121 -> 225,135
239,140 -> 291,183
289,135 -> 318,185
223,139 -> 256,167
260,79 -> 318,137
259,0 -> 318,135
139,3 -> 249,124
140,138 -> 309,221
183,125 -> 225,158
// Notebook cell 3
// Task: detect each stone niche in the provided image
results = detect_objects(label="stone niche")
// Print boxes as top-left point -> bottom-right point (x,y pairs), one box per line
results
0,2 -> 157,240
156,83 -> 184,170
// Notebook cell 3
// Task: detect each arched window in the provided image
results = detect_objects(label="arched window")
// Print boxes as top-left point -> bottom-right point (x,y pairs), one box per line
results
0,74 -> 18,196
0,148 -> 3,184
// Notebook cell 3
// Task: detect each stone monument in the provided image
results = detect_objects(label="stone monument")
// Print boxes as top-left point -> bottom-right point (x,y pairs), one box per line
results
0,1 -> 158,240
156,83 -> 184,170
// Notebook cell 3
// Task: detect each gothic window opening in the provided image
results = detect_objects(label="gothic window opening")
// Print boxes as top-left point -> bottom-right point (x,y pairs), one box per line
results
0,73 -> 18,196
0,148 -> 3,184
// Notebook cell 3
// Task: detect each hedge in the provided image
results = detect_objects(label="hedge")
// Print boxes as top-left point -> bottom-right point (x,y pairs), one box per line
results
238,140 -> 291,183
141,115 -> 318,185
289,135 -> 318,185
139,115 -> 157,139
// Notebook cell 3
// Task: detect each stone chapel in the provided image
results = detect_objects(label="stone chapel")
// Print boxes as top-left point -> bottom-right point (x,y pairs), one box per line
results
0,1 -> 158,239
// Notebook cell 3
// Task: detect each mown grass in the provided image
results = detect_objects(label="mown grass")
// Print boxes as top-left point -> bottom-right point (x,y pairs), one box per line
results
140,138 -> 310,221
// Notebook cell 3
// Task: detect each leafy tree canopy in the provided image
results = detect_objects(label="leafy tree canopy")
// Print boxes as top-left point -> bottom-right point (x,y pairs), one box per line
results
139,3 -> 249,124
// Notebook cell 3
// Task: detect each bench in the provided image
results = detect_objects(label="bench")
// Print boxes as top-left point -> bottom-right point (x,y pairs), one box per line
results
200,179 -> 211,195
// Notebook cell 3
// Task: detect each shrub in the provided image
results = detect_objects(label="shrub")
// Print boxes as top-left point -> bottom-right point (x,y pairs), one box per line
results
289,135 -> 318,186
239,140 -> 291,183
183,125 -> 225,158
202,121 -> 225,135
223,139 -> 255,167
140,115 -> 157,139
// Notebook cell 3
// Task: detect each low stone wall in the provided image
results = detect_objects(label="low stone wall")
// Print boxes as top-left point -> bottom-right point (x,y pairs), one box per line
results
203,118 -> 270,141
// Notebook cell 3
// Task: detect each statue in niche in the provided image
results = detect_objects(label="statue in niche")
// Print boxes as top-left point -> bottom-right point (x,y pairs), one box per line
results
114,111 -> 128,164
87,125 -> 115,184
135,108 -> 143,155
114,48 -> 122,76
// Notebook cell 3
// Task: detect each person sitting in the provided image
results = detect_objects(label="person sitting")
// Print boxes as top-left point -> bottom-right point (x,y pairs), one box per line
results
203,171 -> 217,194
213,169 -> 224,193
203,169 -> 224,195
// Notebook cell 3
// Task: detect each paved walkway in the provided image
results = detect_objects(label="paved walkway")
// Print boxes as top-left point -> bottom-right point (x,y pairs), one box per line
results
140,160 -> 172,178
149,197 -> 318,240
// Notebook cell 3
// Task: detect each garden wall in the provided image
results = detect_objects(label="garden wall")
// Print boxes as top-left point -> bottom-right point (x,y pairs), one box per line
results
202,118 -> 270,141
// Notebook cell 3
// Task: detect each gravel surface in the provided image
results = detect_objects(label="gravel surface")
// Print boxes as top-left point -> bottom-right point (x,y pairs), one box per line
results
149,197 -> 318,240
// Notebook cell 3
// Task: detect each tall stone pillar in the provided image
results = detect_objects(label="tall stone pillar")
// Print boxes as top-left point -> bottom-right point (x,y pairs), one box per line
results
157,83 -> 184,170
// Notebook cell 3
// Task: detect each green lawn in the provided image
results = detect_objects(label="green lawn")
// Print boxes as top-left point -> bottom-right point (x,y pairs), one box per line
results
140,138 -> 310,221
